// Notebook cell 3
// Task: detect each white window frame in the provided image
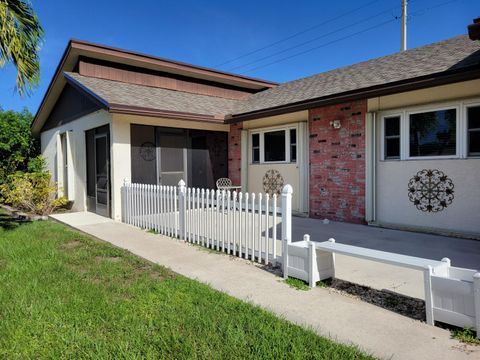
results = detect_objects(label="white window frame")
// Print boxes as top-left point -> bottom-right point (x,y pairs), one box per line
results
405,105 -> 460,160
380,113 -> 402,161
249,124 -> 298,164
379,98 -> 480,161
465,101 -> 480,158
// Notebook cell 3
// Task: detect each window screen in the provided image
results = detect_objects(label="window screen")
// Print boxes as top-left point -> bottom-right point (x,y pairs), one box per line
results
252,133 -> 260,163
384,116 -> 400,159
264,130 -> 286,162
468,106 -> 480,156
409,109 -> 456,157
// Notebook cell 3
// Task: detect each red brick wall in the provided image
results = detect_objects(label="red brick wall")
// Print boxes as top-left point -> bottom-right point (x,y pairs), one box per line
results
309,100 -> 366,224
228,122 -> 242,185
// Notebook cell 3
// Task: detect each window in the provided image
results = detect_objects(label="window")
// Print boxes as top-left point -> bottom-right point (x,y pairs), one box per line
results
467,106 -> 480,156
251,127 -> 297,163
384,116 -> 400,159
252,133 -> 260,163
264,130 -> 286,161
409,109 -> 456,157
290,129 -> 297,162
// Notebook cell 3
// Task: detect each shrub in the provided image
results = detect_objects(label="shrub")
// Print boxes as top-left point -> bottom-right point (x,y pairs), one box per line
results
0,156 -> 67,215
0,108 -> 37,184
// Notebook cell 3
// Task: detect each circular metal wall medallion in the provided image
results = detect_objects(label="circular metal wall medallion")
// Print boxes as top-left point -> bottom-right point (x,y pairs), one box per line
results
139,142 -> 156,161
263,169 -> 284,196
407,169 -> 454,213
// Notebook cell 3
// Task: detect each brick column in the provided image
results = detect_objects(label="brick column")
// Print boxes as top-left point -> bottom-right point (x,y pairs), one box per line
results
309,100 -> 367,224
228,122 -> 243,185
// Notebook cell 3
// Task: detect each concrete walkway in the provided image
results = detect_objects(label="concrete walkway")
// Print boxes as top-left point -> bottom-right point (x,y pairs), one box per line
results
50,212 -> 479,360
292,217 -> 480,269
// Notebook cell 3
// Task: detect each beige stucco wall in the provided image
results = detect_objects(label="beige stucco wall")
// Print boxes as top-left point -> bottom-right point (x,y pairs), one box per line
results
112,113 -> 230,132
373,96 -> 480,237
40,110 -> 112,212
375,158 -> 480,236
242,111 -> 308,130
244,117 -> 308,213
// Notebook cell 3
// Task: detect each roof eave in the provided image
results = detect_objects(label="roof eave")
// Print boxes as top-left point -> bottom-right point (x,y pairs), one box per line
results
109,103 -> 226,123
226,65 -> 480,123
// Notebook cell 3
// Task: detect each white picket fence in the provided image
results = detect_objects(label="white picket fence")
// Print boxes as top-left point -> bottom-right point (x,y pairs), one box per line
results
121,180 -> 293,265
122,183 -> 179,237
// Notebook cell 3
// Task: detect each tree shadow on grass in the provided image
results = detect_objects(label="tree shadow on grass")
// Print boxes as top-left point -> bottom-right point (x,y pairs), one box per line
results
0,213 -> 30,230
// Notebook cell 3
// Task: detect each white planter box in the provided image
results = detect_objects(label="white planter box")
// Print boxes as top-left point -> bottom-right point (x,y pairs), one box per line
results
429,267 -> 480,331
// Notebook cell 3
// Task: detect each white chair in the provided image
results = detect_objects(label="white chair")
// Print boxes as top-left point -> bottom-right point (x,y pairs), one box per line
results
216,178 -> 242,191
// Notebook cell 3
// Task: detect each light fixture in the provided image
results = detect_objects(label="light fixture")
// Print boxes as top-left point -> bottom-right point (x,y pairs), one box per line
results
330,120 -> 341,129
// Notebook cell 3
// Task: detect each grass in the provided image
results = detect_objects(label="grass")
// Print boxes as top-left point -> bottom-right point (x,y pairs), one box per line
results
0,212 -> 374,359
285,277 -> 310,291
451,327 -> 480,345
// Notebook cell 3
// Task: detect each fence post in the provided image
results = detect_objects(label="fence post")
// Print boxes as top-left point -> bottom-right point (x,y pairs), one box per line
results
178,180 -> 186,240
473,272 -> 480,333
424,265 -> 434,325
281,184 -> 292,279
306,234 -> 316,288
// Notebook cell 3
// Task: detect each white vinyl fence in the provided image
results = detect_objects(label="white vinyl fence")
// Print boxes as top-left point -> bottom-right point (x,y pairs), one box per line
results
121,180 -> 293,265
283,235 -> 480,333
121,180 -> 480,335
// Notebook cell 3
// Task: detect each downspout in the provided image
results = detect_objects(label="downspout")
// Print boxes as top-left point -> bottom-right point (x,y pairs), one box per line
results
372,111 -> 377,223
365,111 -> 377,224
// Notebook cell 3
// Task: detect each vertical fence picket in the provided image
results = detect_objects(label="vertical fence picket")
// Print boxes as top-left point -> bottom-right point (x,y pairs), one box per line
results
250,193 -> 255,261
221,190 -> 226,252
238,192 -> 243,257
243,193 -> 249,260
257,193 -> 262,263
168,186 -> 174,236
186,188 -> 191,241
272,194 -> 277,262
215,190 -> 220,250
174,186 -> 178,238
226,191 -> 231,254
265,194 -> 270,265
232,191 -> 237,256
153,185 -> 158,233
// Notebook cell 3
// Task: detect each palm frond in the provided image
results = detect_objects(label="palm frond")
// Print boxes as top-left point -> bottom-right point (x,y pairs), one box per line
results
0,0 -> 44,96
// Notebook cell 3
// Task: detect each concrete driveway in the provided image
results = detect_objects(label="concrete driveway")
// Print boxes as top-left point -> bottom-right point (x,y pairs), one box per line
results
292,216 -> 480,269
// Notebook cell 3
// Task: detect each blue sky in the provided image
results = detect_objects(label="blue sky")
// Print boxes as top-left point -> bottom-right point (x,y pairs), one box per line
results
0,0 -> 477,113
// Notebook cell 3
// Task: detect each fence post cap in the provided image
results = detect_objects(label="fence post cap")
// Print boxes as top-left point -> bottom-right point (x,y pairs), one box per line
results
473,272 -> 480,279
282,184 -> 293,195
178,179 -> 186,187
328,238 -> 335,243
304,234 -> 310,242
441,257 -> 451,265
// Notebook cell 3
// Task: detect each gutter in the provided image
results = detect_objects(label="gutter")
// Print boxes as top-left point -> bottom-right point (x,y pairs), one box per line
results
225,65 -> 480,123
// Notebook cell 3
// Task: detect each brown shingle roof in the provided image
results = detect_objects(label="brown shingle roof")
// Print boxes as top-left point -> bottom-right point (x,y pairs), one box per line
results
64,72 -> 238,119
231,35 -> 480,116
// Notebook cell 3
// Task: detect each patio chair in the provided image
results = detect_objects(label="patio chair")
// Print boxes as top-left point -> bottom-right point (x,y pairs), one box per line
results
216,178 -> 242,191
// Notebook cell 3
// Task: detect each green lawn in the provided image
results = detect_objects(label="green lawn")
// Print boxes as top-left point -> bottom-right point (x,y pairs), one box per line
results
0,212 -> 374,359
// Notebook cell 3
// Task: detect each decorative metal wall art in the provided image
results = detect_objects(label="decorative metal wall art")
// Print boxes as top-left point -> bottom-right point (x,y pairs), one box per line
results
263,169 -> 284,196
139,142 -> 156,161
407,169 -> 454,213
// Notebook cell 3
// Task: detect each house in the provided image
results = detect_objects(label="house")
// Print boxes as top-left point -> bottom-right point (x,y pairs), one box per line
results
32,33 -> 480,238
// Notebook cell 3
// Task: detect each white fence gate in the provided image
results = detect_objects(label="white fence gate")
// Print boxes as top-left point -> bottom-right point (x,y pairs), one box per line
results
121,180 -> 293,265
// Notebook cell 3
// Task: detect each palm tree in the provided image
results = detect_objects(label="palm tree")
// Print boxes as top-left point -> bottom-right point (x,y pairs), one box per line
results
0,0 -> 43,96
